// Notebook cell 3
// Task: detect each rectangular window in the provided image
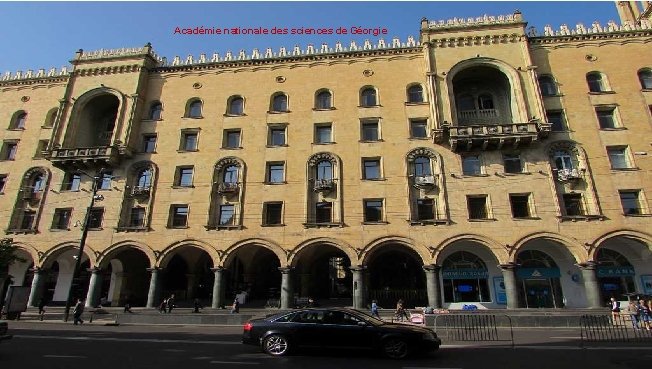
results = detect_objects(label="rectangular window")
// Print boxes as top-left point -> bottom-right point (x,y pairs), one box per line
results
607,146 -> 631,169
619,190 -> 644,215
361,120 -> 379,141
364,199 -> 384,222
219,204 -> 235,225
268,126 -> 286,146
315,202 -> 332,223
363,158 -> 381,180
87,208 -> 104,229
264,202 -> 283,225
410,119 -> 428,138
223,129 -> 241,148
266,162 -> 285,184
314,124 -> 332,144
546,110 -> 566,132
596,107 -> 618,129
503,154 -> 523,174
34,139 -> 48,158
180,131 -> 198,151
62,173 -> 81,191
562,193 -> 584,216
467,196 -> 489,219
99,171 -> 112,190
21,210 -> 36,230
52,208 -> 72,230
129,207 -> 146,227
510,194 -> 532,218
170,205 -> 189,228
417,198 -> 435,220
2,141 -> 18,160
142,134 -> 157,153
462,155 -> 482,175
0,174 -> 7,193
175,166 -> 194,187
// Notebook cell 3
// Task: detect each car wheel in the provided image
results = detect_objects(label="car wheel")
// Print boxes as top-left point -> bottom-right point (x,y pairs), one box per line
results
262,334 -> 290,356
382,338 -> 409,359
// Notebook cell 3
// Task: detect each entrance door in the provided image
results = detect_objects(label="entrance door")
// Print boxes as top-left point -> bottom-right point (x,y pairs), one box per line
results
522,279 -> 555,308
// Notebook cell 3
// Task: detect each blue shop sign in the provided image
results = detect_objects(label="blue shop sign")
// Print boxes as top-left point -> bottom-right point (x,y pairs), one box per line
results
597,266 -> 636,277
442,269 -> 488,279
516,268 -> 561,279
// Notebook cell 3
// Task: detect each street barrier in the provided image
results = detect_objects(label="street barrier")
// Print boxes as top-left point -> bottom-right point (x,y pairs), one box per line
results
580,314 -> 652,346
434,314 -> 514,347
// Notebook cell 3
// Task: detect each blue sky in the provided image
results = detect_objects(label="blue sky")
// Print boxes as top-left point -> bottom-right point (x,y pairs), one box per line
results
0,1 -> 619,73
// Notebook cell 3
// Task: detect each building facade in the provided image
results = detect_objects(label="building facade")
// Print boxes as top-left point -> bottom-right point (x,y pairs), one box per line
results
1,4 -> 651,310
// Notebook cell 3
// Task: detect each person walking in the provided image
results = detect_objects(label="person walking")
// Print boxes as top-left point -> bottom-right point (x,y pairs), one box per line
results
166,294 -> 175,314
158,298 -> 167,313
73,298 -> 85,325
628,300 -> 640,329
193,298 -> 202,313
638,299 -> 651,330
610,297 -> 621,325
371,299 -> 380,318
37,297 -> 47,321
231,298 -> 240,314
395,299 -> 408,322
123,296 -> 133,313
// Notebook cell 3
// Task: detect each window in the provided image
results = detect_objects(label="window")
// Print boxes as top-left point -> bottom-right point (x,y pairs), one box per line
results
149,102 -> 162,120
51,208 -> 72,230
264,202 -> 283,225
129,207 -> 146,227
546,110 -> 566,131
477,94 -> 494,110
553,150 -> 574,170
596,107 -> 618,129
271,93 -> 288,112
587,72 -> 607,92
180,130 -> 198,151
510,194 -> 532,218
44,108 -> 57,128
314,124 -> 332,144
142,134 -> 157,153
0,174 -> 7,193
407,85 -> 424,103
2,141 -> 18,160
218,204 -> 235,225
170,205 -> 189,228
266,162 -> 285,184
223,165 -> 239,184
360,87 -> 377,107
315,202 -> 332,223
467,196 -> 489,219
562,193 -> 584,216
619,190 -> 645,215
223,129 -> 241,149
363,158 -> 381,180
187,100 -> 202,118
87,208 -> 104,229
136,168 -> 153,189
175,166 -> 194,187
364,199 -> 384,222
607,147 -> 631,169
410,119 -> 428,138
462,155 -> 481,175
538,76 -> 558,96
638,69 -> 652,90
34,140 -> 48,158
228,96 -> 244,115
268,126 -> 286,146
417,198 -> 435,220
62,173 -> 81,191
503,154 -> 523,174
316,160 -> 333,181
10,112 -> 27,129
20,210 -> 36,230
361,120 -> 379,141
99,171 -> 112,190
315,90 -> 332,109
414,157 -> 432,176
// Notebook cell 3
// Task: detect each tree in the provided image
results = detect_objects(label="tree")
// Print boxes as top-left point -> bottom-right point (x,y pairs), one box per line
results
0,238 -> 24,278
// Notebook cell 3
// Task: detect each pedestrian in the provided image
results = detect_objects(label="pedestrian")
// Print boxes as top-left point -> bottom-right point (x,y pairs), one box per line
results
638,299 -> 651,330
610,297 -> 621,325
123,296 -> 133,313
73,298 -> 85,325
628,300 -> 640,329
37,297 -> 47,321
395,299 -> 408,322
158,298 -> 167,313
166,294 -> 175,314
193,298 -> 202,313
231,298 -> 240,314
371,299 -> 380,318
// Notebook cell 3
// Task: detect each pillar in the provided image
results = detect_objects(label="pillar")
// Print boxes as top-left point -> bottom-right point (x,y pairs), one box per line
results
211,267 -> 225,309
146,267 -> 161,308
423,264 -> 442,308
499,263 -> 520,309
578,262 -> 602,308
85,267 -> 102,308
27,267 -> 45,307
351,266 -> 367,309
279,267 -> 293,309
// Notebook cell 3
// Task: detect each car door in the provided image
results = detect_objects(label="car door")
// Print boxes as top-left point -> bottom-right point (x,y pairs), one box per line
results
290,310 -> 326,348
320,311 -> 377,350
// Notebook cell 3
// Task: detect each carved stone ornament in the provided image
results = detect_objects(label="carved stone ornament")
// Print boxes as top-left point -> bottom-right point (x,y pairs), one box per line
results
215,157 -> 242,173
308,152 -> 337,167
407,147 -> 438,161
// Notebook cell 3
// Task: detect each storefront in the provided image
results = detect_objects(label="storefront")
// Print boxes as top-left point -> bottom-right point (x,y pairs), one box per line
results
442,251 -> 490,303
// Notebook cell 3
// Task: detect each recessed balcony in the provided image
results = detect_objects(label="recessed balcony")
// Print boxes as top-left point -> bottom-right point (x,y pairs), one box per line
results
448,121 -> 551,151
48,146 -> 130,169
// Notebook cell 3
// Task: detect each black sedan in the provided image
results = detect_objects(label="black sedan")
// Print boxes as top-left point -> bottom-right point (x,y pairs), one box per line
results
242,307 -> 441,359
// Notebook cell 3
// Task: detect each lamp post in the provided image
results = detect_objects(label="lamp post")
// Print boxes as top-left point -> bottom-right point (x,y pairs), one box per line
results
62,169 -> 105,322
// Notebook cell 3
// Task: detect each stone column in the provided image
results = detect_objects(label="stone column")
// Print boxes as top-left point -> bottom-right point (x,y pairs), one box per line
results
578,262 -> 602,308
423,264 -> 442,308
351,266 -> 367,309
279,267 -> 293,309
211,267 -> 225,309
146,267 -> 162,308
27,267 -> 46,307
85,267 -> 102,308
499,263 -> 520,309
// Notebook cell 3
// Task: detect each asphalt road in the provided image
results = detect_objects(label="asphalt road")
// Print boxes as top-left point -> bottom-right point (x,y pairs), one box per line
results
1,322 -> 651,369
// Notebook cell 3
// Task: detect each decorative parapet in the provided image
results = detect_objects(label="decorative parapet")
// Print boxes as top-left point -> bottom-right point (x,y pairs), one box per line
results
527,19 -> 652,38
1,66 -> 70,82
76,45 -> 162,62
425,12 -> 523,30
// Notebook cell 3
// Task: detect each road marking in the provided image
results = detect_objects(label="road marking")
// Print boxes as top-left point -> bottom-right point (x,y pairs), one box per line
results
43,355 -> 87,358
16,334 -> 239,345
548,336 -> 582,339
210,361 -> 259,365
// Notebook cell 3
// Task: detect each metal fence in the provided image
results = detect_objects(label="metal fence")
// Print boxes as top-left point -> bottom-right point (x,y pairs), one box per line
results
434,314 -> 514,347
580,314 -> 652,346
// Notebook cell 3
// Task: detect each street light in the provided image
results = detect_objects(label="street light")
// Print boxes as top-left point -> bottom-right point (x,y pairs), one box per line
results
62,168 -> 106,322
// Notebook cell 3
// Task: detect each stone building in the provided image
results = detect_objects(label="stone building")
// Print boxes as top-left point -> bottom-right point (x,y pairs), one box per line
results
1,3 -> 651,310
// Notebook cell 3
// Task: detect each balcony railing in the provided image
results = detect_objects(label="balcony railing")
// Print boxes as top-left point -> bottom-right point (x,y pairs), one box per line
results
217,182 -> 239,194
448,121 -> 549,151
458,109 -> 498,123
313,179 -> 335,192
413,175 -> 436,189
555,168 -> 584,182
130,186 -> 151,197
48,145 -> 129,169
21,188 -> 43,201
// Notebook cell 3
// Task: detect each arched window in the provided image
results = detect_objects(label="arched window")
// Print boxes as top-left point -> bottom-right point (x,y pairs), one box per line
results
477,94 -> 494,110
553,150 -> 574,170
316,161 -> 333,181
187,99 -> 202,118
360,87 -> 377,107
516,250 -> 558,268
271,93 -> 288,112
31,174 -> 45,192
223,165 -> 238,184
44,108 -> 58,128
538,75 -> 558,96
407,85 -> 424,103
11,111 -> 27,129
315,90 -> 332,109
414,157 -> 431,176
137,168 -> 153,188
638,69 -> 652,90
149,102 -> 162,120
228,96 -> 244,115
586,72 -> 606,92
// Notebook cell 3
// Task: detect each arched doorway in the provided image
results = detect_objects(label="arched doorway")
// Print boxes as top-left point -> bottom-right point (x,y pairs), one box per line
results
516,250 -> 563,308
224,245 -> 281,305
292,243 -> 352,304
441,251 -> 490,304
595,248 -> 636,304
98,247 -> 151,307
160,246 -> 214,306
367,244 -> 426,308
